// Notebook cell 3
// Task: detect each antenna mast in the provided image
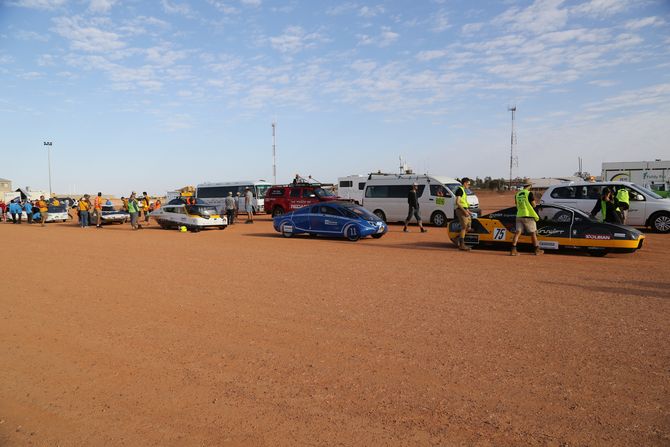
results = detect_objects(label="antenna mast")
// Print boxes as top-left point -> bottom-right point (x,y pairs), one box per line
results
272,120 -> 277,184
508,106 -> 518,189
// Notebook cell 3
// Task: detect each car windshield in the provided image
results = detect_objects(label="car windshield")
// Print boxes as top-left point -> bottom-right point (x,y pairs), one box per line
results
256,185 -> 270,199
187,205 -> 218,216
48,205 -> 66,213
340,204 -> 378,220
632,185 -> 664,200
446,183 -> 474,195
102,205 -> 118,212
315,188 -> 335,197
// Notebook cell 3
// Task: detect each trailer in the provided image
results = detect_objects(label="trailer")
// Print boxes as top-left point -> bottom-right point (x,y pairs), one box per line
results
602,160 -> 670,197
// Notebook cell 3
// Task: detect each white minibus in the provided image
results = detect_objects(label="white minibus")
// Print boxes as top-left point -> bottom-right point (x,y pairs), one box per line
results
362,174 -> 480,227
196,180 -> 272,214
337,175 -> 368,204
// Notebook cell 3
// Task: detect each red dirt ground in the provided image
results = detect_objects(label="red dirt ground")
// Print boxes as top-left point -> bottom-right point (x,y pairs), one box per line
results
1,192 -> 668,446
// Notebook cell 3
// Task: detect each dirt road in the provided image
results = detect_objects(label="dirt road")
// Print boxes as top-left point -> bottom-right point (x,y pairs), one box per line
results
1,196 -> 668,446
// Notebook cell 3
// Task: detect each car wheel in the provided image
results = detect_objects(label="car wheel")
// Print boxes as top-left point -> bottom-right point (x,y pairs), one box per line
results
430,211 -> 447,227
190,226 -> 201,233
280,222 -> 293,238
586,247 -> 609,257
373,210 -> 386,222
649,212 -> 670,233
344,224 -> 360,242
554,211 -> 572,223
272,207 -> 285,217
371,233 -> 383,239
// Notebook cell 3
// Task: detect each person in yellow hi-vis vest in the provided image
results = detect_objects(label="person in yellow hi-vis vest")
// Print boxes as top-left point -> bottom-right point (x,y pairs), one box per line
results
615,187 -> 630,224
511,183 -> 543,256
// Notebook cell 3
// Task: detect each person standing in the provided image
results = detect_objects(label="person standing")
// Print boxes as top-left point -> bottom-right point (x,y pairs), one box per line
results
244,187 -> 254,224
141,192 -> 151,225
9,200 -> 21,224
615,187 -> 630,224
454,177 -> 472,250
0,200 -> 6,223
78,195 -> 91,228
24,200 -> 34,224
37,195 -> 49,226
94,192 -> 104,228
591,188 -> 622,225
128,192 -> 140,230
225,192 -> 236,225
402,183 -> 427,233
511,183 -> 543,256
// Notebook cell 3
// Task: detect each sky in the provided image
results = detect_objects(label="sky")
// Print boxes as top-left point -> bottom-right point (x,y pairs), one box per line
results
1,0 -> 669,196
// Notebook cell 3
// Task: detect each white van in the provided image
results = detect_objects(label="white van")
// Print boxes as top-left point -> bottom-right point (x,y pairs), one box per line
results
540,181 -> 670,233
196,180 -> 271,214
362,174 -> 480,226
337,175 -> 367,204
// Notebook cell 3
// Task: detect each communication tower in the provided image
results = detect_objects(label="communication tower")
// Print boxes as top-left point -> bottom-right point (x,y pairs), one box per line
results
508,106 -> 518,188
272,120 -> 277,184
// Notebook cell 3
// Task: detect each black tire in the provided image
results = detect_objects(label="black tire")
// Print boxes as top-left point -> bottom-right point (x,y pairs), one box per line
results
371,233 -> 383,239
430,211 -> 447,227
344,224 -> 360,242
554,211 -> 572,223
373,210 -> 386,222
280,222 -> 293,238
649,212 -> 670,233
272,206 -> 285,217
190,226 -> 201,233
586,247 -> 609,257
219,226 -> 226,230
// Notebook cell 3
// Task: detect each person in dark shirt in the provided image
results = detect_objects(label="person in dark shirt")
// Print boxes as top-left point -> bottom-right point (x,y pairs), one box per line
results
590,188 -> 622,224
403,183 -> 427,233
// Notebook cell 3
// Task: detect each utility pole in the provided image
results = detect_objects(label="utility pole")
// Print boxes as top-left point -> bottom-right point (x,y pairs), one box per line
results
271,121 -> 277,184
508,106 -> 517,189
44,141 -> 53,196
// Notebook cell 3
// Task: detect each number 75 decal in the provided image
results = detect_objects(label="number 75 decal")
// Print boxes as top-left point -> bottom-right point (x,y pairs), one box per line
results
493,228 -> 507,240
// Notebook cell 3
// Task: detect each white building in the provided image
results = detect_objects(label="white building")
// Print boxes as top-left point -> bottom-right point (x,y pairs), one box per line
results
602,160 -> 669,192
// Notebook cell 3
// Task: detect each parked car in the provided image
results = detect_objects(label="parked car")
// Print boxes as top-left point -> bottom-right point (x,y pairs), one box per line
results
94,205 -> 129,224
448,203 -> 645,256
264,183 -> 340,217
150,198 -> 227,232
273,201 -> 388,241
540,181 -> 670,233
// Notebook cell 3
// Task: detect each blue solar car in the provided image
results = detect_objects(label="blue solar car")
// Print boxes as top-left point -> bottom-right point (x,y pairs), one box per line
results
273,201 -> 388,241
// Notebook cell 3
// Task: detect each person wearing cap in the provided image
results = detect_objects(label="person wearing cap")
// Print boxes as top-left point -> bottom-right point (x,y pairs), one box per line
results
511,182 -> 543,256
94,192 -> 104,228
224,191 -> 236,225
402,183 -> 427,233
128,192 -> 140,230
244,187 -> 254,224
141,192 -> 151,225
454,177 -> 472,251
78,194 -> 92,228
37,195 -> 49,226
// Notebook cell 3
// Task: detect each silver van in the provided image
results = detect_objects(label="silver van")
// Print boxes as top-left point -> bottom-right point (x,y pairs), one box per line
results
540,181 -> 670,233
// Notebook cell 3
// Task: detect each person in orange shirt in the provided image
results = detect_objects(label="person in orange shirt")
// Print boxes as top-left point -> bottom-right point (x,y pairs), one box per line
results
153,199 -> 161,210
37,195 -> 49,226
94,192 -> 104,228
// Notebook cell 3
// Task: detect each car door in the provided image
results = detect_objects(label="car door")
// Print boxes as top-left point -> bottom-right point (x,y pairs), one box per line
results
535,205 -> 573,249
621,186 -> 646,226
310,204 -> 345,234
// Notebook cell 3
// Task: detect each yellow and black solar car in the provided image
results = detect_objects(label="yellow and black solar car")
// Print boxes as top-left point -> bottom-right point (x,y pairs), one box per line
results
447,204 -> 645,257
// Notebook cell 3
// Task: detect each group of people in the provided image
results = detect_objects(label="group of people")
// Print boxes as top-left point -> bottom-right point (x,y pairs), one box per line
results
223,187 -> 255,225
74,191 -> 159,230
401,177 -> 546,256
590,186 -> 629,225
0,195 -> 53,226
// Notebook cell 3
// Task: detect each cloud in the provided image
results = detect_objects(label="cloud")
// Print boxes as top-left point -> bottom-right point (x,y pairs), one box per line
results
624,16 -> 665,30
358,5 -> 384,18
270,26 -> 325,53
570,0 -> 629,18
493,0 -> 568,35
431,10 -> 450,32
52,16 -> 125,52
206,0 -> 238,14
89,0 -> 117,14
358,26 -> 399,47
416,50 -> 448,62
326,3 -> 358,16
589,79 -> 618,87
15,30 -> 50,42
6,0 -> 66,10
241,0 -> 261,6
583,83 -> 670,113
462,22 -> 483,34
161,0 -> 193,16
